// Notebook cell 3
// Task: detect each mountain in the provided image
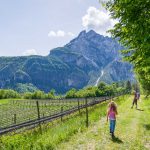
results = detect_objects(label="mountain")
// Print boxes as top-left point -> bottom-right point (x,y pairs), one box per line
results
0,30 -> 134,93
100,60 -> 134,84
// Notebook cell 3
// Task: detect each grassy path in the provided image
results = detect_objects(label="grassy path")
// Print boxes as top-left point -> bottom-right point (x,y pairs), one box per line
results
57,96 -> 150,150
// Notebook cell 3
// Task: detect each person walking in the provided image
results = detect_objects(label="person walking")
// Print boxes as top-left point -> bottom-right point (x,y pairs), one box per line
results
131,90 -> 140,109
107,101 -> 118,138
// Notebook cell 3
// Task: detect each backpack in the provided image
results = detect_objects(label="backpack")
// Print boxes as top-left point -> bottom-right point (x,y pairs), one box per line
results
136,92 -> 140,99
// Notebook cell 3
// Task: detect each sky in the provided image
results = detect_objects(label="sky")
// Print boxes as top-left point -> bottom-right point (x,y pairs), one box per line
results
0,0 -> 115,56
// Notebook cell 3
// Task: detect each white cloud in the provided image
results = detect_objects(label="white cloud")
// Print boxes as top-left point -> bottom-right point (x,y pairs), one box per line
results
57,30 -> 65,37
48,31 -> 57,37
48,30 -> 74,38
67,32 -> 75,37
82,6 -> 117,36
23,49 -> 38,56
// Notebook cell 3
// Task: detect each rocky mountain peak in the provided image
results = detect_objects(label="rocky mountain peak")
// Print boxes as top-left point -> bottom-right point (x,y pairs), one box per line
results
0,30 -> 134,93
77,30 -> 86,38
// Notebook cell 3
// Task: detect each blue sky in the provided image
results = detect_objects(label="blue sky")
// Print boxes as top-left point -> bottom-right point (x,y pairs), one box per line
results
0,0 -> 115,56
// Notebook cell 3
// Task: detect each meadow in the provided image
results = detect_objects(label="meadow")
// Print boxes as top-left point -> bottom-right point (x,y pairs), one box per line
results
0,96 -> 121,149
0,95 -> 149,150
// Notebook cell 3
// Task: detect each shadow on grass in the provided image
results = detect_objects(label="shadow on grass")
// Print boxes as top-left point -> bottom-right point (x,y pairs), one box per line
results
112,136 -> 123,144
143,124 -> 150,130
136,108 -> 144,111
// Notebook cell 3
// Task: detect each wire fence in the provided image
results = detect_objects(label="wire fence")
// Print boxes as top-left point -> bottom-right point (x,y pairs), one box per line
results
0,94 -> 123,135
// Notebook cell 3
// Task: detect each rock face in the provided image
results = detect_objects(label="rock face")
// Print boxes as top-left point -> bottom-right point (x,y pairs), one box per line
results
65,30 -> 122,67
0,30 -> 134,93
100,60 -> 134,84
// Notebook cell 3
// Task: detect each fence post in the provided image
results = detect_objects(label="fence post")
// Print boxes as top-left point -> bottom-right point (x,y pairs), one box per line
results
94,97 -> 96,103
14,114 -> 16,124
105,96 -> 106,101
36,101 -> 42,134
85,98 -> 89,127
42,113 -> 45,123
78,99 -> 80,114
36,101 -> 40,119
61,106 -> 63,122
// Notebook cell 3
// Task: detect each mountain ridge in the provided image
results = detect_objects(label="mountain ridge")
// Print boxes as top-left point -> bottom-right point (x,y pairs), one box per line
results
0,30 -> 134,93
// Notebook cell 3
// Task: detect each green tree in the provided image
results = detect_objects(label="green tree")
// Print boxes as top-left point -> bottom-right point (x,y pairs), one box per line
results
98,82 -> 107,91
32,91 -> 45,99
95,89 -> 105,97
126,80 -> 132,93
65,88 -> 77,98
105,0 -> 150,95
23,92 -> 33,99
0,89 -> 20,99
47,89 -> 55,99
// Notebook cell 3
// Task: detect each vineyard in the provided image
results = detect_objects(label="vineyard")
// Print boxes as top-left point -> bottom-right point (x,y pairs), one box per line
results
0,96 -> 118,135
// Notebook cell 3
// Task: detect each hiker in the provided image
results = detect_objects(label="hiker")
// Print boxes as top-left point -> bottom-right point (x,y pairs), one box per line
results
107,101 -> 118,137
131,90 -> 140,109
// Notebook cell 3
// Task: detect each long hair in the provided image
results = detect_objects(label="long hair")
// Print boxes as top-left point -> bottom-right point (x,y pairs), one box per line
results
108,101 -> 118,114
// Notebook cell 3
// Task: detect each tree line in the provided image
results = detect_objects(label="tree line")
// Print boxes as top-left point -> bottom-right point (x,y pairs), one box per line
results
0,80 -> 137,99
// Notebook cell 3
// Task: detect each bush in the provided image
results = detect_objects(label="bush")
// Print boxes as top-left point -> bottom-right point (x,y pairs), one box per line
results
66,88 -> 77,98
31,91 -> 45,99
0,89 -> 20,99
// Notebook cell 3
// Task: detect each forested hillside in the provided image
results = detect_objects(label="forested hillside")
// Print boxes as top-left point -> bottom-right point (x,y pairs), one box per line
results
0,30 -> 134,93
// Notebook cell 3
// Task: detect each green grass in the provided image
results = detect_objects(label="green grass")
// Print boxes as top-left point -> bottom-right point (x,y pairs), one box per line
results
0,99 -> 24,104
0,95 -> 150,150
57,96 -> 150,150
0,99 -> 10,104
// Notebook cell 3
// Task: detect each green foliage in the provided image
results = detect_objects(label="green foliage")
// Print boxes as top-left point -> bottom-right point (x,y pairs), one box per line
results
31,91 -> 45,99
23,90 -> 55,99
66,88 -> 77,98
23,92 -> 33,99
125,80 -> 132,93
76,86 -> 97,98
0,89 -> 20,99
98,82 -> 106,91
65,82 -> 128,98
106,0 -> 150,95
47,89 -> 55,99
0,81 -> 130,100
98,82 -> 116,96
0,89 -> 57,100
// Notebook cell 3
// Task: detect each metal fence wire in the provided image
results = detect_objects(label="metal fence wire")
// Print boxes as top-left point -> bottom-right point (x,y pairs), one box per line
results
0,94 -> 122,135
